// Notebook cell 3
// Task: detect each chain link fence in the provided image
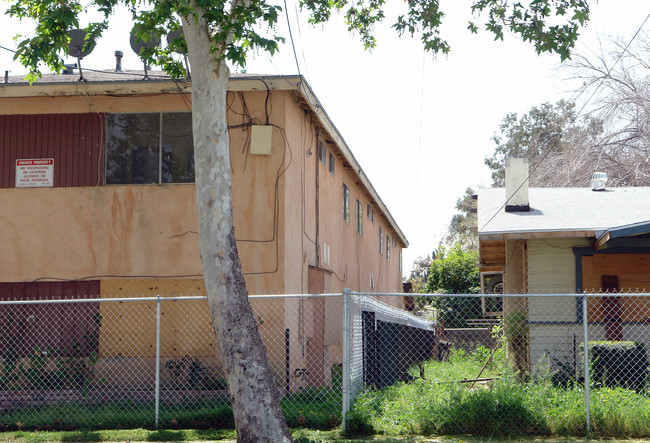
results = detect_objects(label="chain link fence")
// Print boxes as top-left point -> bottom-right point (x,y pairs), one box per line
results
345,291 -> 650,437
2,291 -> 650,436
0,294 -> 344,430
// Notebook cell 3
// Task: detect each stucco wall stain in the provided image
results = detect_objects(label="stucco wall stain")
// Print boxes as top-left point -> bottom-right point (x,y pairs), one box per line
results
108,189 -> 136,273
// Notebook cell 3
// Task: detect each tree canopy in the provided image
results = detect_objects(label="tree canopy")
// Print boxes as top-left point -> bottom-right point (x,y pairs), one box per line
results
421,244 -> 481,328
7,0 -> 594,82
441,187 -> 477,252
484,100 -> 604,186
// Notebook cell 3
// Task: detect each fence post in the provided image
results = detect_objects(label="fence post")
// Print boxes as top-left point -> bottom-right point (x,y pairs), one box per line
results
155,295 -> 162,428
582,292 -> 590,434
341,288 -> 351,432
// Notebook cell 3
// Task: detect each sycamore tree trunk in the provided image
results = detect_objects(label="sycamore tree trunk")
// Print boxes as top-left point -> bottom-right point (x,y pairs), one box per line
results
181,8 -> 292,443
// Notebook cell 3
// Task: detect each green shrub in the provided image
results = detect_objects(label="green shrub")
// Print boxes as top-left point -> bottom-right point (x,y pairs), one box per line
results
585,341 -> 648,391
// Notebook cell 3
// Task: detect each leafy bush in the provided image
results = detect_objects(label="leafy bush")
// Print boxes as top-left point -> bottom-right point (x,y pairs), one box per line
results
420,244 -> 481,328
584,341 -> 648,391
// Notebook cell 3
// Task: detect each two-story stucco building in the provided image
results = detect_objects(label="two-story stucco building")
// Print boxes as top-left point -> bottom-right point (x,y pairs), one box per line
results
0,70 -> 407,389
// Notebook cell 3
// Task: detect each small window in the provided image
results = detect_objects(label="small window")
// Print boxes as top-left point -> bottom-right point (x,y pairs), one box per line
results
367,204 -> 371,218
318,141 -> 326,165
356,200 -> 363,235
329,151 -> 335,175
393,237 -> 397,249
343,184 -> 350,223
372,209 -> 375,224
322,242 -> 330,265
386,235 -> 390,261
379,226 -> 383,254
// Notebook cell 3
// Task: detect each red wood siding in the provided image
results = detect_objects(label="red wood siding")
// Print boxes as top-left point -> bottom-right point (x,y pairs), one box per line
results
0,281 -> 100,358
0,114 -> 104,188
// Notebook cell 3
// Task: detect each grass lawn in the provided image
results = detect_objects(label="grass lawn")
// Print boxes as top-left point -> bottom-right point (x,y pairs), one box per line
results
2,429 -> 650,442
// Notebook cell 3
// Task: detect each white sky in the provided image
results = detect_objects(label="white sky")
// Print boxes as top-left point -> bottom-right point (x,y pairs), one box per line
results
1,1 -> 649,276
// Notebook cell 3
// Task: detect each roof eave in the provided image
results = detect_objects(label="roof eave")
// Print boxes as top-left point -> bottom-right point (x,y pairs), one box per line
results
479,229 -> 596,241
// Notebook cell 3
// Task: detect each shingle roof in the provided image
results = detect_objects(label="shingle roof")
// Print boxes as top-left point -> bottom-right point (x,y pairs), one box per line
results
478,187 -> 650,239
3,69 -> 254,84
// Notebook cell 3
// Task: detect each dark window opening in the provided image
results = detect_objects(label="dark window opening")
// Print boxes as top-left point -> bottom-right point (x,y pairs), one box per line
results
106,113 -> 194,184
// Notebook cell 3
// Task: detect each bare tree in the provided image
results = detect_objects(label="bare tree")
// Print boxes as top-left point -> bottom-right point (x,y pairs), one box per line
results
556,34 -> 650,186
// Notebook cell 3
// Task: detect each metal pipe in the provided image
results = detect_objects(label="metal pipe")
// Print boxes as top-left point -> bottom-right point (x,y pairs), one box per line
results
582,293 -> 591,435
0,293 -> 345,306
155,295 -> 162,428
0,295 -> 207,305
341,288 -> 351,432
285,329 -> 290,395
115,51 -> 124,73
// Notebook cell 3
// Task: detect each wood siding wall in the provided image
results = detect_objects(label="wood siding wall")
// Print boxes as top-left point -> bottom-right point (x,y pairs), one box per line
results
527,238 -> 590,323
0,114 -> 104,188
582,253 -> 650,322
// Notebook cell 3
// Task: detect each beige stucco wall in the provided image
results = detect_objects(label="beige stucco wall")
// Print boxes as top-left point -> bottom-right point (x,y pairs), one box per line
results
1,185 -> 201,281
1,85 -> 407,390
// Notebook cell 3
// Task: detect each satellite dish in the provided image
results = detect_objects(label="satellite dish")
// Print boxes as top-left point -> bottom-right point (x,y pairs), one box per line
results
65,29 -> 95,82
130,32 -> 161,55
166,30 -> 185,54
166,30 -> 191,80
66,29 -> 95,59
130,31 -> 161,80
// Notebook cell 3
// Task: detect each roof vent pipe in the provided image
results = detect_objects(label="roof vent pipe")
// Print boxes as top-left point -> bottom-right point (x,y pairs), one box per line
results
115,51 -> 124,73
590,171 -> 608,191
505,156 -> 530,212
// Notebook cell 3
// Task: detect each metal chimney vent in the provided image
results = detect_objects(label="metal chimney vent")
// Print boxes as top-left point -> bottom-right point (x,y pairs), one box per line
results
590,171 -> 608,191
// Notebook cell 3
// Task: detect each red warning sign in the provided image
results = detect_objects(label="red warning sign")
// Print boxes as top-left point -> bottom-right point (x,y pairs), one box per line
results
15,159 -> 54,188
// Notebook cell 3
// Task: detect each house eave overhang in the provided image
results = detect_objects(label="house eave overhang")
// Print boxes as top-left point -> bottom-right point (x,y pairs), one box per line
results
0,73 -> 409,248
595,220 -> 650,250
479,229 -> 596,241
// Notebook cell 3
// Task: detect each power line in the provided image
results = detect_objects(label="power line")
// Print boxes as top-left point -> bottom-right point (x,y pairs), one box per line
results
283,0 -> 302,80
293,0 -> 311,83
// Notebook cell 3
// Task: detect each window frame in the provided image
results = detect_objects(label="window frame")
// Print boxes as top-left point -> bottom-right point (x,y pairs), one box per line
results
356,199 -> 363,235
328,151 -> 335,175
379,226 -> 383,255
343,183 -> 350,223
105,111 -> 194,185
386,235 -> 390,261
318,140 -> 326,165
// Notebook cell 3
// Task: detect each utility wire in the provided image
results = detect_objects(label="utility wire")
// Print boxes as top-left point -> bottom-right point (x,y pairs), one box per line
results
284,0 -> 303,80
479,12 -> 650,234
293,0 -> 311,83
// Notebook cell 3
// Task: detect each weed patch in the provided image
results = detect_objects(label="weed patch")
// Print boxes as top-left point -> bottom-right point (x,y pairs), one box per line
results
348,346 -> 650,439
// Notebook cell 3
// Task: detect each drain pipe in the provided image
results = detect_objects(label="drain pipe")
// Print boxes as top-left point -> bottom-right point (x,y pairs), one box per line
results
315,127 -> 321,267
